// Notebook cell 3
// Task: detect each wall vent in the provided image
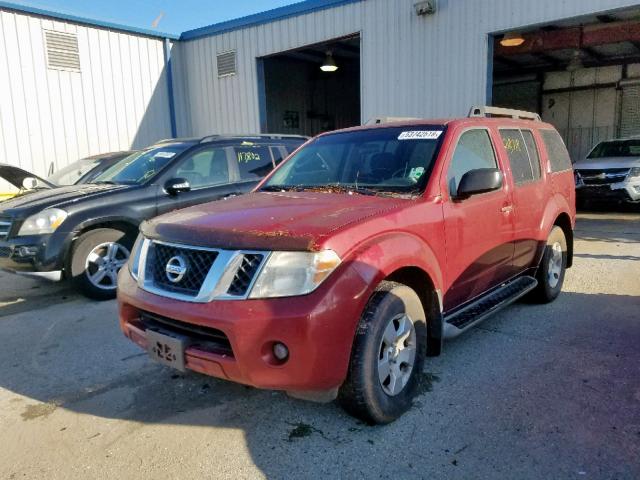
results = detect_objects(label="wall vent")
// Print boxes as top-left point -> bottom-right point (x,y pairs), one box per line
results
217,51 -> 237,77
44,30 -> 80,72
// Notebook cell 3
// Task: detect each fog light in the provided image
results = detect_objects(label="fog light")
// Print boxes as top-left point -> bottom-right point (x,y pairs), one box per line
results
273,342 -> 289,361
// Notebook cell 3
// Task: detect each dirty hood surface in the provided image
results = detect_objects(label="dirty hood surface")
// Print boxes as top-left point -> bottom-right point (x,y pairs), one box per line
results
143,191 -> 409,251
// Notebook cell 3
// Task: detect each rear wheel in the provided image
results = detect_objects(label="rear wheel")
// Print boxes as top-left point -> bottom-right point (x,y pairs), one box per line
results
529,226 -> 567,304
338,281 -> 427,424
69,228 -> 133,300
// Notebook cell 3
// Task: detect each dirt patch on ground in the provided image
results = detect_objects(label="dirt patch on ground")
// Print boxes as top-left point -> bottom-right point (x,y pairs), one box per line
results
21,402 -> 57,421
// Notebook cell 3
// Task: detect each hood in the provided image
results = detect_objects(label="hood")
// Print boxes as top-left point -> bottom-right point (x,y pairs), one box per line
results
143,191 -> 409,251
0,164 -> 54,189
574,156 -> 640,170
0,183 -> 130,217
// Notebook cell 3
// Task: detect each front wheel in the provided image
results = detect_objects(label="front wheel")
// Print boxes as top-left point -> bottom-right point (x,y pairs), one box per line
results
338,281 -> 427,424
529,226 -> 567,304
69,228 -> 132,300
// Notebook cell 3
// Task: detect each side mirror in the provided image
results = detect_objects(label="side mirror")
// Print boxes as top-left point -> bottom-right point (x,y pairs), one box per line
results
22,177 -> 38,190
456,168 -> 503,199
164,178 -> 191,196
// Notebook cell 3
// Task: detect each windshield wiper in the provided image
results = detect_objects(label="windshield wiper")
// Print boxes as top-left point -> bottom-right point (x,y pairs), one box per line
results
260,185 -> 298,192
94,180 -> 118,185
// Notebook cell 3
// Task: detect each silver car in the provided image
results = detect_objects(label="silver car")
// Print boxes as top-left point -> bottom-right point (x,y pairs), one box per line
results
574,138 -> 640,204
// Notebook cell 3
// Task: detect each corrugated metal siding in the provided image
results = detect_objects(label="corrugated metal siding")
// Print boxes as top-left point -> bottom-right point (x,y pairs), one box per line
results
175,0 -> 640,137
0,9 -> 172,176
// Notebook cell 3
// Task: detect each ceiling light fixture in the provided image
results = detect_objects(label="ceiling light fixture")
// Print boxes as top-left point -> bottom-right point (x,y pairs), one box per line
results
566,50 -> 584,72
500,32 -> 525,47
320,51 -> 338,72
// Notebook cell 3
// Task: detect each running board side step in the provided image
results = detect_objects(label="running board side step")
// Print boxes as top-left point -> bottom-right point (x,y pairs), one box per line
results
443,276 -> 538,339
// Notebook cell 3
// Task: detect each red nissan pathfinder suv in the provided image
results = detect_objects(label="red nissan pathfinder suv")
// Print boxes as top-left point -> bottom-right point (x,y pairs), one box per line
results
118,107 -> 575,424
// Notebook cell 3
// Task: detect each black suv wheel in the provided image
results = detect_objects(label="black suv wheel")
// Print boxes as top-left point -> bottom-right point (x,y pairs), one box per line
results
69,228 -> 133,300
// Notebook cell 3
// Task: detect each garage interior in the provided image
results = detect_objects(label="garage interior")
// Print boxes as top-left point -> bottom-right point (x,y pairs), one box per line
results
260,35 -> 361,137
492,8 -> 640,162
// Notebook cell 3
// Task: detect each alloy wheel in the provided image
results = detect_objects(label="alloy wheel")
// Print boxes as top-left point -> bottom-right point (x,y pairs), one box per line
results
84,242 -> 130,290
377,313 -> 417,396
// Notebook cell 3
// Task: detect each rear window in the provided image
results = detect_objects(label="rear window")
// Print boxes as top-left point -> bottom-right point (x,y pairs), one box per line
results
588,140 -> 640,158
541,130 -> 572,172
499,129 -> 542,185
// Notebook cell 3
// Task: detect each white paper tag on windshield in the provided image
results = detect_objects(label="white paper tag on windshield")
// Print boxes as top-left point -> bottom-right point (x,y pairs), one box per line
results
398,130 -> 443,140
154,151 -> 176,159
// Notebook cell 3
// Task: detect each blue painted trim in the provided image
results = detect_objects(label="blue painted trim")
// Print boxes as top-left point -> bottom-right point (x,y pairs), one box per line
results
181,0 -> 363,41
164,39 -> 178,138
486,34 -> 494,105
256,58 -> 268,133
0,1 -> 179,39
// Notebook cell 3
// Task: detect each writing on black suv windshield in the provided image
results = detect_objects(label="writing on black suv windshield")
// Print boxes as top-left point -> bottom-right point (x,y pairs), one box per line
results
263,126 -> 446,195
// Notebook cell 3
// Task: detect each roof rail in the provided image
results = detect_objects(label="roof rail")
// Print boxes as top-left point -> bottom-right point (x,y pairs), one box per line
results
199,133 -> 309,143
365,116 -> 422,125
469,106 -> 541,122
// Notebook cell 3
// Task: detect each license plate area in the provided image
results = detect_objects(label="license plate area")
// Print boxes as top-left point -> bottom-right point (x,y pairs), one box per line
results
146,328 -> 190,371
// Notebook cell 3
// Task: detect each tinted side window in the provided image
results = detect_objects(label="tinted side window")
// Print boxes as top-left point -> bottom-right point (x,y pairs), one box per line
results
235,146 -> 273,180
522,130 -> 541,180
500,129 -> 534,185
175,147 -> 230,188
447,129 -> 498,195
541,130 -> 572,172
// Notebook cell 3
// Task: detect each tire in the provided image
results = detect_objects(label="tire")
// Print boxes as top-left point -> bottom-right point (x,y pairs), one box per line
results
529,226 -> 567,304
69,228 -> 133,300
338,281 -> 427,425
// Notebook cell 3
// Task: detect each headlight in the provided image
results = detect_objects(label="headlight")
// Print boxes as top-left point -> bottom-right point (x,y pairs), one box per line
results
628,167 -> 640,179
128,234 -> 145,280
249,250 -> 341,298
17,208 -> 67,236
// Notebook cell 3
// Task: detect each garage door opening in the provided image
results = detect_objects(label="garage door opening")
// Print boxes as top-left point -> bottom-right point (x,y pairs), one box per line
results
259,35 -> 361,137
491,7 -> 640,162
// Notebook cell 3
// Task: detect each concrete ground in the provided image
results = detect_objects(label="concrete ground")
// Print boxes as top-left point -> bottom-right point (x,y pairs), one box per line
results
0,211 -> 638,480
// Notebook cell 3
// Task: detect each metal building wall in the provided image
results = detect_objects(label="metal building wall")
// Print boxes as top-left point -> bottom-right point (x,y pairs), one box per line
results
175,0 -> 640,137
0,8 -> 173,177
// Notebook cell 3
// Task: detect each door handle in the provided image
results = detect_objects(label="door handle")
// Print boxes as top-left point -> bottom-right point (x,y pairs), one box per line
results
501,205 -> 513,213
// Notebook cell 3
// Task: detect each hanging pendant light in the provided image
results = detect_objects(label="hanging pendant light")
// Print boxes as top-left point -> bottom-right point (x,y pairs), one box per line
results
320,51 -> 338,72
566,50 -> 584,72
500,32 -> 525,47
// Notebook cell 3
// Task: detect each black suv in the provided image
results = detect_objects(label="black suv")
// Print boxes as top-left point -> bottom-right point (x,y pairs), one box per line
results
0,134 -> 306,299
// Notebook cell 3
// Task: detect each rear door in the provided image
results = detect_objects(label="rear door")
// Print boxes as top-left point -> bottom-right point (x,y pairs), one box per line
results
498,128 -> 546,272
441,127 -> 516,311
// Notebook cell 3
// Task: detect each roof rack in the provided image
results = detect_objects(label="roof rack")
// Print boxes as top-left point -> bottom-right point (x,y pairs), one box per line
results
469,106 -> 541,122
365,116 -> 422,125
199,133 -> 308,143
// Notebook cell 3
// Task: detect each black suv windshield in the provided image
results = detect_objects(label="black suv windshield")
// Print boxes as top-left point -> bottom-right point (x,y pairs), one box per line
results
588,140 -> 640,158
262,126 -> 445,195
93,145 -> 190,185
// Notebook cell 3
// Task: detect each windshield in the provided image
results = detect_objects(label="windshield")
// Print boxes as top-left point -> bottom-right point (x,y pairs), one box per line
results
48,159 -> 101,185
92,145 -> 189,185
588,140 -> 640,158
262,126 -> 445,195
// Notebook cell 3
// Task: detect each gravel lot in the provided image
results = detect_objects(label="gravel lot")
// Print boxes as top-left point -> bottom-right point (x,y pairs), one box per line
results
1,211 -> 639,480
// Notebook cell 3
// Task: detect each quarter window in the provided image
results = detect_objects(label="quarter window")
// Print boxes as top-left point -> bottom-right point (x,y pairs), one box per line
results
447,129 -> 498,196
541,130 -> 572,172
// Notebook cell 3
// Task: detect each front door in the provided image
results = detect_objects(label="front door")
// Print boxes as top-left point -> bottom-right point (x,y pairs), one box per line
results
441,127 -> 515,312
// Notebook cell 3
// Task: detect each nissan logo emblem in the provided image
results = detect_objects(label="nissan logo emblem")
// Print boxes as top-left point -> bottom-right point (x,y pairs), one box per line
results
165,255 -> 188,283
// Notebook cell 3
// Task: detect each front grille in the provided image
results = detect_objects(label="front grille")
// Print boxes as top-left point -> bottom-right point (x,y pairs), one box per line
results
149,243 -> 218,296
577,168 -> 630,185
227,254 -> 264,296
0,217 -> 12,240
0,246 -> 11,258
140,311 -> 233,357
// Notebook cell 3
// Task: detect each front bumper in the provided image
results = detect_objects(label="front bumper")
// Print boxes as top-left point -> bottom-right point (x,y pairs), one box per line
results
117,262 -> 371,393
576,180 -> 640,203
0,231 -> 69,276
